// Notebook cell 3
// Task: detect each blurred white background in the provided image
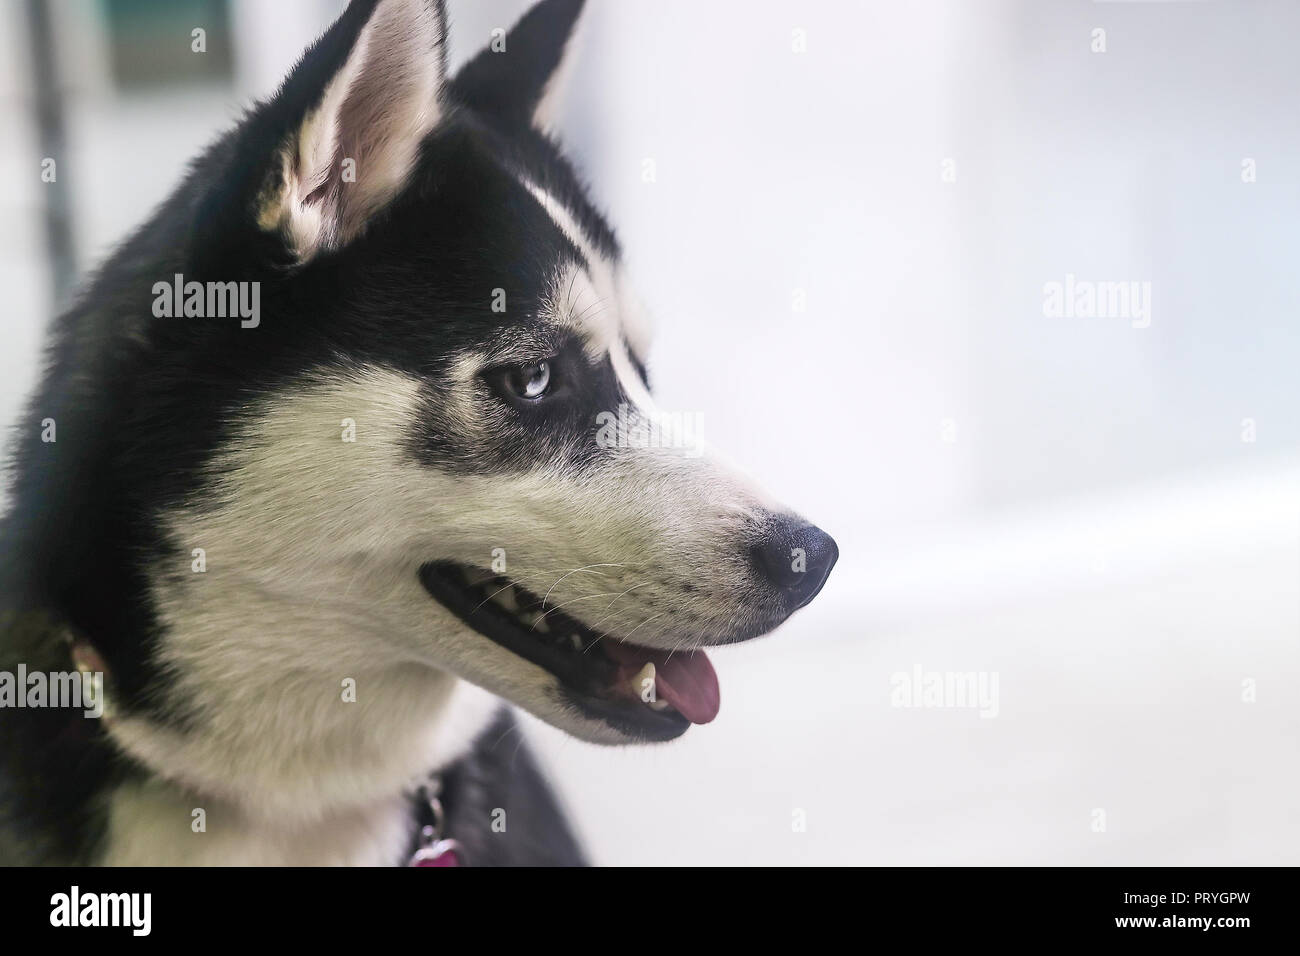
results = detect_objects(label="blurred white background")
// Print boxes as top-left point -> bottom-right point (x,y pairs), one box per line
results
1,0 -> 1296,864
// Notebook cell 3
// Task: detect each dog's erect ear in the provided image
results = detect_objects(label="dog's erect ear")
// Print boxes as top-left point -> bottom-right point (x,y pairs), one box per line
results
452,0 -> 586,132
251,0 -> 447,261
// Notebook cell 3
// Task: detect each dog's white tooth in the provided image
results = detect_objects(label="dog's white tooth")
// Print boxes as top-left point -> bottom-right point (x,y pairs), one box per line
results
631,662 -> 656,704
649,698 -> 671,712
520,610 -> 550,633
493,585 -> 519,613
569,633 -> 583,650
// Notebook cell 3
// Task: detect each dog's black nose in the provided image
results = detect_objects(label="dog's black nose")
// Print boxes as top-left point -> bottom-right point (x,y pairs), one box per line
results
752,518 -> 838,609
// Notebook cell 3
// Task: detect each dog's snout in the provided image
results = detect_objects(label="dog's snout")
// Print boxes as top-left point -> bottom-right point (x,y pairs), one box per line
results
751,518 -> 838,609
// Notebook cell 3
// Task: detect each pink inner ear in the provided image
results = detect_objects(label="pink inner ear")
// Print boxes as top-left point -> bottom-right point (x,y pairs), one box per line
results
70,640 -> 108,677
280,0 -> 447,257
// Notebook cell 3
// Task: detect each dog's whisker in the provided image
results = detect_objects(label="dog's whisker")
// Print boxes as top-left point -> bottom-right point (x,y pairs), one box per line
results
585,583 -> 650,634
568,294 -> 614,327
581,606 -> 659,655
664,597 -> 707,662
540,563 -> 625,611
617,611 -> 668,644
467,567 -> 609,616
532,590 -> 636,628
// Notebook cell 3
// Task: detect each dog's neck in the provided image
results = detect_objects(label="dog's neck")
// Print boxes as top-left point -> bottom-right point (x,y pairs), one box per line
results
89,622 -> 499,864
97,774 -> 422,865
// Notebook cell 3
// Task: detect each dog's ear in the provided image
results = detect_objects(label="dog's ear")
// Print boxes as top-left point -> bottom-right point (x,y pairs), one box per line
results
231,0 -> 448,263
452,0 -> 587,133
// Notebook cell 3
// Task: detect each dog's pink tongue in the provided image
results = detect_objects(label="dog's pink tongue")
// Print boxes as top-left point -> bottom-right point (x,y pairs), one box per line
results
606,644 -> 720,724
654,650 -> 720,724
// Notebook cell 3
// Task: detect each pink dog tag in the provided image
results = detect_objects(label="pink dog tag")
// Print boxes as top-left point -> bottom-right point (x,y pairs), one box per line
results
410,839 -> 463,867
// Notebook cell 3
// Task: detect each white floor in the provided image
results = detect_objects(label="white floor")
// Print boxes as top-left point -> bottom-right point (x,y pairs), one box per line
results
524,462 -> 1300,865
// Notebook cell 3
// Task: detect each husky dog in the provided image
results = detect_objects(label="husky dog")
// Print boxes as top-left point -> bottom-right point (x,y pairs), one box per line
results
0,0 -> 837,865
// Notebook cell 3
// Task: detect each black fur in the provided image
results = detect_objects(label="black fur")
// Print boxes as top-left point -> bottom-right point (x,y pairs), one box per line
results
1,0 -> 604,866
415,708 -> 587,866
454,0 -> 589,141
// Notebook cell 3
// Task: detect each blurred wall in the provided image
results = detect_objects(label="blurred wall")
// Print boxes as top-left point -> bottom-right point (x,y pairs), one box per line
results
555,0 -> 1300,548
7,1 -> 1295,527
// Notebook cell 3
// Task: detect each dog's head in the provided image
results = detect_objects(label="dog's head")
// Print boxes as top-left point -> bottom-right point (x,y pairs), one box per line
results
116,0 -> 836,754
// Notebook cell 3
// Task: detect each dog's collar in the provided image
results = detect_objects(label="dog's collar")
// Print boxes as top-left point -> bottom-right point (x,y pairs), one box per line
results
408,774 -> 464,866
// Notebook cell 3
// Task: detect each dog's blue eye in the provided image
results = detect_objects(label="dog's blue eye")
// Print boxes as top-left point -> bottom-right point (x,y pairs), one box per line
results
507,361 -> 551,401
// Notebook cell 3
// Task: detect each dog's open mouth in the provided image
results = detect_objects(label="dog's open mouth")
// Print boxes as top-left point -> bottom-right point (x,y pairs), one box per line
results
418,562 -> 719,740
